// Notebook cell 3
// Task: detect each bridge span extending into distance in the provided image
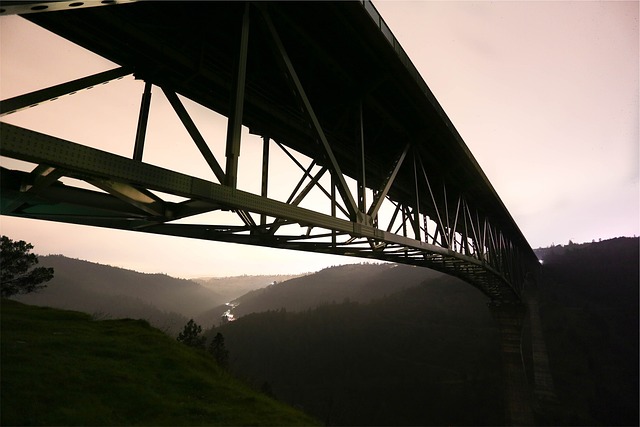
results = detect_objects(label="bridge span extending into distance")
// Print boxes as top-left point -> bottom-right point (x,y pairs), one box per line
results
1,0 -> 538,302
1,2 -> 545,423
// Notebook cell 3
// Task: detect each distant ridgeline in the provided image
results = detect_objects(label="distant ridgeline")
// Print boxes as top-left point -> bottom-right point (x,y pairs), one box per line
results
11,256 -> 450,336
534,236 -> 638,262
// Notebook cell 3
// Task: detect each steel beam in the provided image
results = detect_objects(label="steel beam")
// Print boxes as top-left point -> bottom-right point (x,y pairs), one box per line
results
133,81 -> 152,161
261,136 -> 270,225
88,179 -> 165,217
0,67 -> 131,116
358,101 -> 367,212
0,0 -> 138,16
367,143 -> 409,219
162,88 -> 226,183
224,2 -> 251,188
1,165 -> 64,213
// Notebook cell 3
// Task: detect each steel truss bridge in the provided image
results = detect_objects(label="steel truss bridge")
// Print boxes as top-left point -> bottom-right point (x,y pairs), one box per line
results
1,1 -> 538,305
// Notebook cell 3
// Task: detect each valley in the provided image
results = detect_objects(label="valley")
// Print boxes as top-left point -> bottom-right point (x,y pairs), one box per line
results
2,237 -> 638,425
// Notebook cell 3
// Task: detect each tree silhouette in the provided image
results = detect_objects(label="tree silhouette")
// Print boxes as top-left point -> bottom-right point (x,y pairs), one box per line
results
208,332 -> 229,368
177,319 -> 206,349
1,236 -> 54,298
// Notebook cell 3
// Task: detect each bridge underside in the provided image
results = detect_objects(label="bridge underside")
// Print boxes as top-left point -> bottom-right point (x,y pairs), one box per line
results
0,1 -> 538,304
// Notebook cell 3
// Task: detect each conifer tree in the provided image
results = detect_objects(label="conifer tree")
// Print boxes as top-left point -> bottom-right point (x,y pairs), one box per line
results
0,236 -> 54,298
208,332 -> 229,368
177,319 -> 206,349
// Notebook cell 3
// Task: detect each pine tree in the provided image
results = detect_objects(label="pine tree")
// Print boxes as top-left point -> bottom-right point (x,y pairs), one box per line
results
177,319 -> 206,349
1,236 -> 54,298
208,332 -> 229,368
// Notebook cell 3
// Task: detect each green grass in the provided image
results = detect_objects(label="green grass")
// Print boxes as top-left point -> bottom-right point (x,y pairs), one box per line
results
1,299 -> 319,426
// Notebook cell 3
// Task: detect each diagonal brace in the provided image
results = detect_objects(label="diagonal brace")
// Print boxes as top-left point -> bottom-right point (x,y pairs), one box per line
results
368,143 -> 409,220
260,6 -> 358,219
162,88 -> 226,183
1,67 -> 131,116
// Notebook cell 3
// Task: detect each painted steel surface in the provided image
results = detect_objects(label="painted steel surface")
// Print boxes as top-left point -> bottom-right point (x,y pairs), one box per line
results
1,1 -> 538,303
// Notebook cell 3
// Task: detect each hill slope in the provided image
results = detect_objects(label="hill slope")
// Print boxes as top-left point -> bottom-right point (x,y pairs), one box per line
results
214,275 -> 503,426
232,263 -> 447,317
19,255 -> 225,316
193,274 -> 306,302
535,237 -> 639,425
0,299 -> 319,426
13,255 -> 226,334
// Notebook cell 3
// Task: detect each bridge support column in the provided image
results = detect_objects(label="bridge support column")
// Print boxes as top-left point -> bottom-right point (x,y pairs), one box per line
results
488,301 -> 534,426
523,277 -> 559,423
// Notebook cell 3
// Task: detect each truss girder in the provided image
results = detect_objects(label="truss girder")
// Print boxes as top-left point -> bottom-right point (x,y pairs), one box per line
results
2,120 -> 525,302
0,1 -> 538,303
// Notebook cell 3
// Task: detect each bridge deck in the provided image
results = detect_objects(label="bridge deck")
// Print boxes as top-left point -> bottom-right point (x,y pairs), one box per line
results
18,1 -> 532,254
1,1 -> 538,303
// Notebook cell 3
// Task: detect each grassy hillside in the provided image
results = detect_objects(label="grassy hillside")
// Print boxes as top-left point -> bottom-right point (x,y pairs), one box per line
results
0,299 -> 319,426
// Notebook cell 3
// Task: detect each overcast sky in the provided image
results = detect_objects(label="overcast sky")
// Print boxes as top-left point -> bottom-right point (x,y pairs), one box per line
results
1,1 -> 638,278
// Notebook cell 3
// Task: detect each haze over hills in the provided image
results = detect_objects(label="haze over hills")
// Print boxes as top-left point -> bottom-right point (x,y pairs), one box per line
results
14,254 -> 457,332
231,263 -> 449,316
21,255 -> 224,315
188,263 -> 450,328
13,255 -> 224,334
193,273 -> 306,303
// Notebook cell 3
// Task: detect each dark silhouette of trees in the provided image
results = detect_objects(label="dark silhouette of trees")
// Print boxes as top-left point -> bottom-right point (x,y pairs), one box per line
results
177,319 -> 206,349
1,236 -> 54,298
208,332 -> 229,368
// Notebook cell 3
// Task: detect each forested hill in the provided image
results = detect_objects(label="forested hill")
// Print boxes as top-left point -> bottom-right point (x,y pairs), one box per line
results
206,237 -> 639,426
535,236 -> 639,425
231,263 -> 447,317
212,273 -> 502,426
13,255 -> 224,335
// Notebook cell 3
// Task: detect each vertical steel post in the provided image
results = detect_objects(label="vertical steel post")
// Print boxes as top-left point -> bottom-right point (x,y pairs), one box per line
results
261,136 -> 270,225
358,101 -> 366,213
225,3 -> 250,188
331,173 -> 337,247
412,152 -> 421,241
401,205 -> 408,238
133,81 -> 152,161
451,196 -> 461,251
443,182 -> 450,246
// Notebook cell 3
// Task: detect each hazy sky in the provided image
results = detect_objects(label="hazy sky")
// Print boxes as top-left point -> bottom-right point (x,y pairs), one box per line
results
1,1 -> 638,278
